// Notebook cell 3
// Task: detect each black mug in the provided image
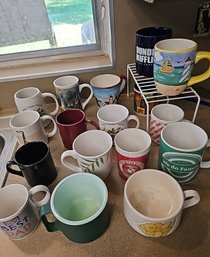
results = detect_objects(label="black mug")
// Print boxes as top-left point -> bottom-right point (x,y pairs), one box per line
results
6,141 -> 57,187
136,26 -> 172,77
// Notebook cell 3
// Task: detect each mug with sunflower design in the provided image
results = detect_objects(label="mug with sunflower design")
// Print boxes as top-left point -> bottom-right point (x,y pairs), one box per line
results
123,169 -> 200,237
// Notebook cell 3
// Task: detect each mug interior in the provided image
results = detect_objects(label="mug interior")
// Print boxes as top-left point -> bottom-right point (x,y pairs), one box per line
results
15,141 -> 48,165
125,170 -> 182,219
152,104 -> 184,122
161,122 -> 207,150
15,87 -> 39,99
51,174 -> 107,225
10,111 -> 39,127
90,74 -> 121,89
0,184 -> 28,221
54,76 -> 78,88
155,38 -> 196,51
136,26 -> 172,37
115,128 -> 151,154
56,109 -> 84,125
73,130 -> 112,157
97,104 -> 128,122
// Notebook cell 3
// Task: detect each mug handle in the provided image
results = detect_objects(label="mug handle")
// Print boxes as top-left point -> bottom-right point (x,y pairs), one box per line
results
29,185 -> 51,208
79,83 -> 93,109
200,139 -> 210,168
41,115 -> 58,138
127,115 -> 140,128
183,190 -> 200,209
118,75 -> 127,95
40,203 -> 60,232
6,160 -> 24,177
85,119 -> 100,130
188,51 -> 210,87
61,150 -> 82,172
42,93 -> 60,116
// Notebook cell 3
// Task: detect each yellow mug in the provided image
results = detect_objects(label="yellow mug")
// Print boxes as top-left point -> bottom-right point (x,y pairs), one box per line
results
153,38 -> 210,96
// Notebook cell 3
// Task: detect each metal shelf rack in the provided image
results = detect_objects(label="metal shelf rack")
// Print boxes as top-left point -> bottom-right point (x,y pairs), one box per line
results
127,63 -> 201,132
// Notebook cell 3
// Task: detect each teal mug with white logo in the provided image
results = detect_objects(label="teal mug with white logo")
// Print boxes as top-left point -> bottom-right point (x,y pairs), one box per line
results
158,122 -> 210,184
40,173 -> 110,243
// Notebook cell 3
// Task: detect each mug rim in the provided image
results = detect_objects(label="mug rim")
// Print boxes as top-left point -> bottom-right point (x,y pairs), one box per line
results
90,74 -> 121,89
9,110 -> 40,128
56,109 -> 85,126
136,26 -> 172,37
124,169 -> 184,221
50,173 -> 108,226
53,75 -> 79,89
15,87 -> 40,99
0,184 -> 28,222
160,121 -> 208,152
97,104 -> 129,123
155,38 -> 197,53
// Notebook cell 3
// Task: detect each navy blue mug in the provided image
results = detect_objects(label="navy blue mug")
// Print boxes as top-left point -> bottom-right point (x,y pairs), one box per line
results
136,26 -> 172,77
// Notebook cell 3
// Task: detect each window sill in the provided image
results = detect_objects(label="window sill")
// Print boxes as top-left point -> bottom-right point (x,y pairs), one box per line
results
0,52 -> 113,82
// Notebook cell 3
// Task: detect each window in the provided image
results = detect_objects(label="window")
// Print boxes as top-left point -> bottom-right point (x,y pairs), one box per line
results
0,0 -> 114,82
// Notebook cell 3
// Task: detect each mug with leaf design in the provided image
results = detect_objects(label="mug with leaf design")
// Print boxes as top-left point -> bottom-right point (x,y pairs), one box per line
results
61,130 -> 113,180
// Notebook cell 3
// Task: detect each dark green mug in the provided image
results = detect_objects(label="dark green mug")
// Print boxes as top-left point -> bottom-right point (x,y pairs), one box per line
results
40,173 -> 110,243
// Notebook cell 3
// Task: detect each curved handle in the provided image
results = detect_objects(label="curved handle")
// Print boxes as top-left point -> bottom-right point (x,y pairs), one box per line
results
40,203 -> 60,232
183,190 -> 200,209
85,119 -> 99,130
61,150 -> 82,172
6,160 -> 24,177
188,51 -> 210,87
41,115 -> 58,138
79,83 -> 93,109
29,185 -> 51,208
118,75 -> 127,95
127,115 -> 140,128
42,93 -> 60,116
200,139 -> 210,168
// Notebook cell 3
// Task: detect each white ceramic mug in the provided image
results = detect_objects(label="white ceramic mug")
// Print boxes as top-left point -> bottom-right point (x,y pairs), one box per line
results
124,169 -> 200,238
61,130 -> 113,180
97,104 -> 140,140
0,184 -> 50,240
14,87 -> 59,117
9,110 -> 57,145
114,128 -> 151,180
150,103 -> 184,144
53,75 -> 93,110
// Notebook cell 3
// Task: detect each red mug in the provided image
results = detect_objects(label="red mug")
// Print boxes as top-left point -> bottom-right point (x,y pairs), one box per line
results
56,109 -> 99,149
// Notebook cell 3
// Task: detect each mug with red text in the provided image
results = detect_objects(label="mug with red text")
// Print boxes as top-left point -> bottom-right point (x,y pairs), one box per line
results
114,128 -> 151,180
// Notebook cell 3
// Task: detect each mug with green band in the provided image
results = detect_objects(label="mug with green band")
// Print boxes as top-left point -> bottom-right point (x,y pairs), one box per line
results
40,173 -> 110,243
158,122 -> 210,184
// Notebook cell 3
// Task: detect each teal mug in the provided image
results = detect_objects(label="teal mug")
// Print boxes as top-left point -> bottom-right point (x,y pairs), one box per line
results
40,173 -> 110,243
158,122 -> 210,183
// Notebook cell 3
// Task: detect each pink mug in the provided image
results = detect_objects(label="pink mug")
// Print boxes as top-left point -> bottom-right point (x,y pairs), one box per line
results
56,109 -> 99,149
114,128 -> 151,180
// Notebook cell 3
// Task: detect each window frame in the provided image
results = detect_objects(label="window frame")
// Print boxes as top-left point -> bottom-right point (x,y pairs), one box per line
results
0,0 -> 115,82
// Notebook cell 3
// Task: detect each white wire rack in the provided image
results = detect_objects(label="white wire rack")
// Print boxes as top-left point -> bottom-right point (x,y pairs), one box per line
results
127,63 -> 201,132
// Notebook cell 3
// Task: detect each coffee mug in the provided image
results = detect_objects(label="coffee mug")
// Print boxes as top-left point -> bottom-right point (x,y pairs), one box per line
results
90,74 -> 126,107
53,75 -> 93,110
56,109 -> 99,149
61,130 -> 113,180
7,141 -> 57,187
150,104 -> 184,144
0,184 -> 50,240
154,38 -> 210,96
14,87 -> 59,117
136,26 -> 172,77
97,104 -> 140,140
40,173 -> 110,243
124,169 -> 200,237
158,122 -> 210,183
9,110 -> 57,146
114,128 -> 151,180
134,84 -> 156,115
